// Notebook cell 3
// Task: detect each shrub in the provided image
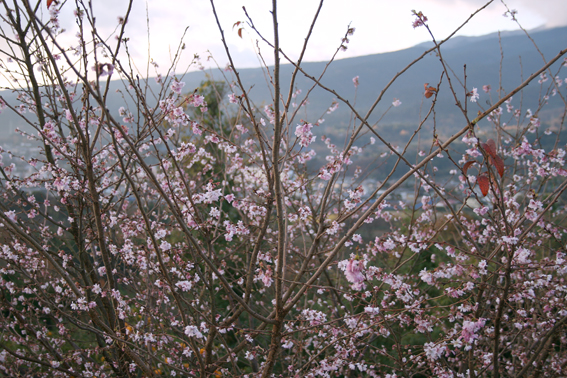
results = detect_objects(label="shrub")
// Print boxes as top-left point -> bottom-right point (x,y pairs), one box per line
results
0,1 -> 566,377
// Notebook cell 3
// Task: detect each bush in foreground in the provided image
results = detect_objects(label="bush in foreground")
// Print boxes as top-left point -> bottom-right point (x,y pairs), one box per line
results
0,1 -> 566,377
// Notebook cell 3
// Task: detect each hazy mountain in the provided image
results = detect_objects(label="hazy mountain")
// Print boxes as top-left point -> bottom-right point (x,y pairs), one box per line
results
258,25 -> 567,142
1,26 -> 565,149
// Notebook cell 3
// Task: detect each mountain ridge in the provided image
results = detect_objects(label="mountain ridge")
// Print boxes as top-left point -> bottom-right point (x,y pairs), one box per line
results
1,26 -> 565,144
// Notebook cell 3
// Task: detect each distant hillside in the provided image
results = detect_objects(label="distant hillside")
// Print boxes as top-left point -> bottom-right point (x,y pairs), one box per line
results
265,25 -> 567,141
2,26 -> 566,151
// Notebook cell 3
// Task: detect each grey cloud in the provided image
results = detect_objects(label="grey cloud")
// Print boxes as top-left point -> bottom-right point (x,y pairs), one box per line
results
429,0 -> 566,27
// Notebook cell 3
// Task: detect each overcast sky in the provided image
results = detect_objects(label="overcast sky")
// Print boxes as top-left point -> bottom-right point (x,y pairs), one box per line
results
43,0 -> 567,77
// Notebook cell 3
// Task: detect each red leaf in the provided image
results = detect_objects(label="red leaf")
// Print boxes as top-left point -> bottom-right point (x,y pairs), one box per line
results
490,155 -> 505,178
47,0 -> 54,8
477,174 -> 490,196
238,28 -> 243,39
423,83 -> 437,99
462,161 -> 476,175
425,87 -> 437,98
481,139 -> 498,159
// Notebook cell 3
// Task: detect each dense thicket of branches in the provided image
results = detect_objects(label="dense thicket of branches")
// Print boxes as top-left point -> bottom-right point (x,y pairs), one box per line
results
0,1 -> 566,377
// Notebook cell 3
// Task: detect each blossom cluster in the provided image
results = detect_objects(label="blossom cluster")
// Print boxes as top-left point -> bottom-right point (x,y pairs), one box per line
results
0,2 -> 566,378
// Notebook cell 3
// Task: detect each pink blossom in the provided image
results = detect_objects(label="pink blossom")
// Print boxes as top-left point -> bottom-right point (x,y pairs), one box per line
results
201,183 -> 223,204
424,342 -> 445,361
419,268 -> 435,285
364,306 -> 380,314
319,168 -> 332,180
412,10 -> 428,28
184,325 -> 203,339
228,93 -> 238,103
326,101 -> 339,114
502,236 -> 518,245
4,210 -> 16,222
295,123 -> 315,147
352,230 -> 363,241
170,80 -> 185,94
325,221 -> 340,235
352,76 -> 359,88
260,267 -> 273,287
192,94 -> 205,107
469,88 -> 479,102
344,259 -> 365,288
175,280 -> 193,292
302,309 -> 327,326
461,318 -> 485,343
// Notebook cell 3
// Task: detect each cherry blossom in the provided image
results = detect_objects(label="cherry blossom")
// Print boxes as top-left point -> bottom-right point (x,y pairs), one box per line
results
0,2 -> 566,377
